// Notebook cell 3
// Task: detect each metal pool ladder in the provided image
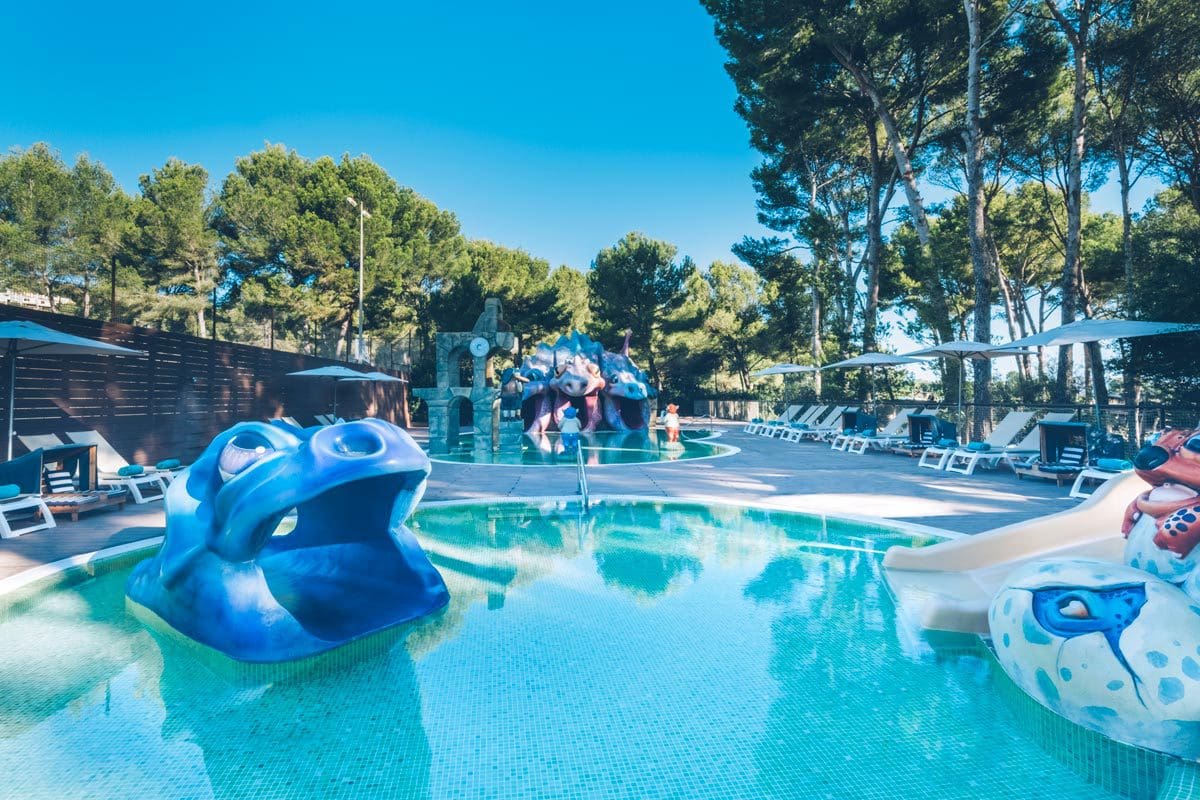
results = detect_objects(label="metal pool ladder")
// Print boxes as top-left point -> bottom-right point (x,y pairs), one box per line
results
575,445 -> 591,512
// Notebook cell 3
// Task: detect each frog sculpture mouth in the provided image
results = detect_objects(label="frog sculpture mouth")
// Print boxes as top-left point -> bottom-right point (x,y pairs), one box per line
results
126,419 -> 449,663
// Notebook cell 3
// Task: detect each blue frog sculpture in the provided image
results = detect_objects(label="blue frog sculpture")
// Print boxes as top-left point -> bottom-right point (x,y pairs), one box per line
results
126,418 -> 449,663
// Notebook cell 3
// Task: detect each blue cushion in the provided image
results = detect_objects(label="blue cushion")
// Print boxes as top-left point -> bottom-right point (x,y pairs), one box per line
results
843,428 -> 855,435
1097,458 -> 1133,472
862,428 -> 876,437
117,465 -> 145,477
156,459 -> 181,470
937,438 -> 957,448
751,417 -> 763,424
966,442 -> 991,452
0,483 -> 20,500
791,422 -> 809,429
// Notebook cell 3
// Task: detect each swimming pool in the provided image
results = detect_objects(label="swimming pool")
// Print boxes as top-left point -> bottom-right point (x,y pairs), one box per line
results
0,499 -> 1154,798
429,429 -> 734,466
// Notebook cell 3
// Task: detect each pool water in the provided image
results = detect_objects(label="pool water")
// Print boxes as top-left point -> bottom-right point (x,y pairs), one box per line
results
429,429 -> 732,465
0,500 -> 1133,799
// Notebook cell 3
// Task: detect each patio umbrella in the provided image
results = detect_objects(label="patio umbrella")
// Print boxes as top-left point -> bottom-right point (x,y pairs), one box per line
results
358,371 -> 408,383
0,320 -> 146,460
995,318 -> 1200,349
903,341 -> 1038,419
994,317 -> 1200,425
822,353 -> 927,402
750,363 -> 819,377
287,365 -> 372,417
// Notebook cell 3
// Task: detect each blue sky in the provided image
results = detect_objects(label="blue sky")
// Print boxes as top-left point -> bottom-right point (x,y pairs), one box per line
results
4,0 -> 1166,363
3,0 -> 769,272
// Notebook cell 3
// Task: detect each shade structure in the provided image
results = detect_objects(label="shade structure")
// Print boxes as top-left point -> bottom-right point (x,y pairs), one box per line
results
996,318 -> 1200,425
0,320 -> 146,460
287,365 -> 372,417
822,353 -> 926,370
904,342 -> 1038,418
358,371 -> 408,383
995,318 -> 1200,350
750,363 -> 819,377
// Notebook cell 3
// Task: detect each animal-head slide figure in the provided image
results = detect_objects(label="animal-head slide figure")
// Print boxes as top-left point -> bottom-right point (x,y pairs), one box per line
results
990,428 -> 1200,760
126,418 -> 449,663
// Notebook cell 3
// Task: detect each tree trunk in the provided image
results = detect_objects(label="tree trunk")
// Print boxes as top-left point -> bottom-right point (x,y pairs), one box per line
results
191,263 -> 208,338
964,0 -> 992,439
811,280 -> 822,398
1116,151 -> 1141,439
1045,0 -> 1092,402
109,255 -> 118,322
826,43 -> 933,247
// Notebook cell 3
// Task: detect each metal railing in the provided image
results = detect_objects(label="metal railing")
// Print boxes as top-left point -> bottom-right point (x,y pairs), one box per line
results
575,444 -> 590,512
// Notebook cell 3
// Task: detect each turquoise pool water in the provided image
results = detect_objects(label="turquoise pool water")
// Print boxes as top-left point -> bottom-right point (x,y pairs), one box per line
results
429,429 -> 731,465
0,500 -> 1134,799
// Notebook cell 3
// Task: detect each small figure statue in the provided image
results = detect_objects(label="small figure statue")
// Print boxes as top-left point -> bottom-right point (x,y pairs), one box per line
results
663,403 -> 681,444
499,367 -> 527,422
558,406 -> 582,454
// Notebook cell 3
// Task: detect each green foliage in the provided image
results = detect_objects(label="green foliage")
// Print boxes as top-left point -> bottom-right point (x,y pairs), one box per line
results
588,232 -> 695,386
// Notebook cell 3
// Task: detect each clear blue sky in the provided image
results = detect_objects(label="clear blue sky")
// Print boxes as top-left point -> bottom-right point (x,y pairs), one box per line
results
3,0 -> 771,271
4,0 -> 1165,365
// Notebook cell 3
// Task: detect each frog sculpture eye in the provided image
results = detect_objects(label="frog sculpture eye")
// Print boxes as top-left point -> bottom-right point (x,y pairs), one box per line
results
217,432 -> 275,481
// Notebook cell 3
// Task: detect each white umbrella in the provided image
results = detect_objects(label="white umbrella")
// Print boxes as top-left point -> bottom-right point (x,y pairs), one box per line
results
822,353 -> 926,369
358,371 -> 408,383
822,353 -> 927,403
995,317 -> 1200,425
995,318 -> 1200,349
287,365 -> 372,417
750,363 -> 819,377
904,341 -> 1038,418
0,320 -> 146,459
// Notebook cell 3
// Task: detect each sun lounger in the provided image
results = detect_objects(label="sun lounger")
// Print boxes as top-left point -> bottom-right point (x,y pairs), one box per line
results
1069,460 -> 1135,499
831,412 -> 877,451
920,410 -> 1035,472
944,411 -> 1076,475
759,405 -> 804,437
842,408 -> 919,454
56,432 -> 169,504
0,492 -> 55,538
780,406 -> 829,442
794,406 -> 848,441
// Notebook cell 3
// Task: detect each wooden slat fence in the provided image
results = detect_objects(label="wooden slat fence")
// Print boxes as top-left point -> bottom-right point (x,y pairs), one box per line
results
1,306 -> 408,465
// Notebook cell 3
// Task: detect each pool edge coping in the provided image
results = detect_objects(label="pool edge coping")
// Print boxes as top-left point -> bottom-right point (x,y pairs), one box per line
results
425,428 -> 742,468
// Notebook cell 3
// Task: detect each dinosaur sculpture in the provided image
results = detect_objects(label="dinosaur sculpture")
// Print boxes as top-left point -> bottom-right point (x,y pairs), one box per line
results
126,418 -> 449,663
989,428 -> 1200,760
518,331 -> 654,434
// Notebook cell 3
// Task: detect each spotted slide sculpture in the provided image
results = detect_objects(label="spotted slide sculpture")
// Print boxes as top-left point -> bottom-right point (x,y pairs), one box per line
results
989,427 -> 1200,761
126,418 -> 449,663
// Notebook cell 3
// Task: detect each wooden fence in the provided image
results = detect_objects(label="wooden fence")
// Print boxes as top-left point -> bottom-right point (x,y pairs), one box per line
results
1,306 -> 408,465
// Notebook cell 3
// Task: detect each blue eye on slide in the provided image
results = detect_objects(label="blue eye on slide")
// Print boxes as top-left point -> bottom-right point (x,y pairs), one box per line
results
218,433 -> 275,481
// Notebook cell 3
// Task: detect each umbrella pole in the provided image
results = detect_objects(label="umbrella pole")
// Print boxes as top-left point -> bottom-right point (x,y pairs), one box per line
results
957,355 -> 964,424
332,380 -> 338,419
5,348 -> 14,461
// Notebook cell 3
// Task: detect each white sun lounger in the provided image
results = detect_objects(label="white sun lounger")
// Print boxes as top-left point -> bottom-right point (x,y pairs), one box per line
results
780,406 -> 829,442
843,408 -> 920,454
919,410 -> 1035,472
60,431 -> 169,504
0,493 -> 56,538
759,405 -> 804,437
794,406 -> 847,441
943,411 -> 1077,475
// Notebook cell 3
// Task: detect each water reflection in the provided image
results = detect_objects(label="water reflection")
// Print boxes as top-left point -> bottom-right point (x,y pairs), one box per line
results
0,500 -> 1114,799
431,429 -> 728,465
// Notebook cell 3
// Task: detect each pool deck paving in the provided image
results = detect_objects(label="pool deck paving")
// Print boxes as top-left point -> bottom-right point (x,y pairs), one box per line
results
0,420 -> 1082,582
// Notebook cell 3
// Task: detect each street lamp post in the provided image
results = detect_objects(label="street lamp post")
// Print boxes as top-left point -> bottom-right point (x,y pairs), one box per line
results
346,196 -> 371,363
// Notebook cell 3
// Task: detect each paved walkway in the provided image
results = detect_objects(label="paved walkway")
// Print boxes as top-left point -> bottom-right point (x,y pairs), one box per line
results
0,421 -> 1079,581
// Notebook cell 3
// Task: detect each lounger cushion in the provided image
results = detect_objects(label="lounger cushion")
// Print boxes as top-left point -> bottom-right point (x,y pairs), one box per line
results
156,458 -> 182,470
843,428 -> 855,435
937,438 -> 957,448
44,469 -> 75,493
751,417 -> 762,423
791,423 -> 809,429
1097,458 -> 1134,472
117,465 -> 145,477
0,484 -> 20,500
965,442 -> 991,452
